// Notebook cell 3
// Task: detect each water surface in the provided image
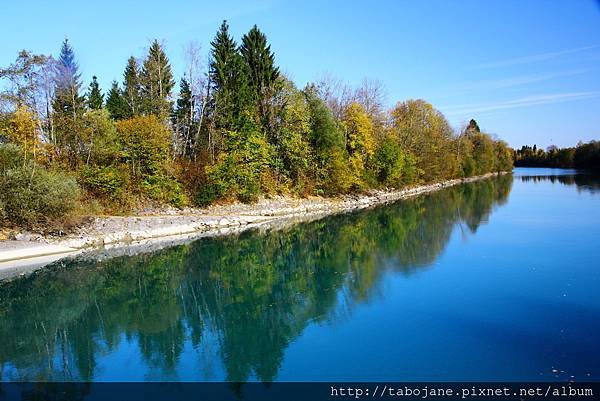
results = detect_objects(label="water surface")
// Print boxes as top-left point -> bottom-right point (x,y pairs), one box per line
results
1,169 -> 599,382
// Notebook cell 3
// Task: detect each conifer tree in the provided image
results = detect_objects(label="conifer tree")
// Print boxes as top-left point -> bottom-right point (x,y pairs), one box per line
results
139,40 -> 175,118
52,38 -> 86,166
53,39 -> 85,119
86,76 -> 104,110
240,25 -> 280,135
209,20 -> 252,132
172,77 -> 197,158
123,56 -> 141,117
105,81 -> 129,120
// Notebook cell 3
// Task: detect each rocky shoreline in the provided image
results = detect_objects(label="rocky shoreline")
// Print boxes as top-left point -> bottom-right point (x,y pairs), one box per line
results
0,172 -> 506,276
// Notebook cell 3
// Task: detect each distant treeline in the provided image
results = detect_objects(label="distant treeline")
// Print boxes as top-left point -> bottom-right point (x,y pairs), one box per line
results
0,21 -> 512,228
514,141 -> 600,169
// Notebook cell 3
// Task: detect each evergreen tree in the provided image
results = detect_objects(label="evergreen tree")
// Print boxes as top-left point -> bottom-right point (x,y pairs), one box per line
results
465,118 -> 480,135
139,40 -> 175,118
53,39 -> 85,119
105,81 -> 129,120
172,77 -> 197,158
86,76 -> 104,110
52,38 -> 86,166
123,56 -> 141,117
240,25 -> 280,135
209,20 -> 252,132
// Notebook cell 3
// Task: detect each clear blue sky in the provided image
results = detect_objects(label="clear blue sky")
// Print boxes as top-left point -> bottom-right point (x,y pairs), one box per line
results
1,0 -> 599,148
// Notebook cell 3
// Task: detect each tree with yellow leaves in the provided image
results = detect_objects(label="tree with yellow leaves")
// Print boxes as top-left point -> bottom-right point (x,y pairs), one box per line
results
341,102 -> 376,188
0,106 -> 39,162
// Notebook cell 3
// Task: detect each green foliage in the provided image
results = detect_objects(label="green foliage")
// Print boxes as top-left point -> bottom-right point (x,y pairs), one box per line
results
240,25 -> 280,134
273,79 -> 313,188
105,81 -> 129,120
0,144 -> 80,227
86,76 -> 104,110
123,56 -> 142,117
141,174 -> 187,207
80,165 -> 128,200
210,21 -> 253,131
171,78 -> 197,158
139,40 -> 175,118
203,130 -> 273,203
116,115 -> 171,179
390,99 -> 459,181
372,136 -> 418,187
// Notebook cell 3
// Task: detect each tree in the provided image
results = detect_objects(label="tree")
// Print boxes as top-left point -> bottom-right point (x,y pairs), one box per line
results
465,118 -> 480,134
86,76 -> 103,110
0,106 -> 39,161
52,39 -> 86,166
139,41 -> 175,118
172,78 -> 197,158
209,20 -> 252,132
341,102 -> 376,187
389,99 -> 459,181
105,82 -> 129,120
116,115 -> 172,179
240,25 -> 280,134
53,39 -> 85,120
305,85 -> 351,193
123,56 -> 142,117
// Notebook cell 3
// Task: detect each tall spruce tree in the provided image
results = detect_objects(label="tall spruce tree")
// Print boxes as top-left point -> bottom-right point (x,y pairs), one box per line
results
240,25 -> 279,100
209,20 -> 252,132
52,38 -> 86,166
139,40 -> 175,118
240,25 -> 280,136
123,56 -> 141,117
105,81 -> 129,120
86,76 -> 104,110
53,39 -> 85,119
172,77 -> 197,158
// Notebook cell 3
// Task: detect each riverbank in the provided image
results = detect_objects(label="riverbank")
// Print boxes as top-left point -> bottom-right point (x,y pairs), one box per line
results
0,172 -> 506,272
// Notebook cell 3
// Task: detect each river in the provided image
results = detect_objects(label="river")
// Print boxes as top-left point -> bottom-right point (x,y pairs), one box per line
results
1,168 -> 599,382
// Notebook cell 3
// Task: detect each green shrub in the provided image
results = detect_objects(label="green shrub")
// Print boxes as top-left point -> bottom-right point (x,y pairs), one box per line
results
80,165 -> 128,200
0,149 -> 80,227
141,175 -> 187,207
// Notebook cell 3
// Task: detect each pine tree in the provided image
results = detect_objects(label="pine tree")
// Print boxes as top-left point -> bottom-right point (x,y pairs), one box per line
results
240,25 -> 280,136
466,118 -> 481,135
240,25 -> 279,100
123,56 -> 141,117
52,38 -> 86,166
139,40 -> 175,118
172,77 -> 197,158
105,81 -> 129,120
86,76 -> 104,110
209,20 -> 252,132
53,39 -> 85,119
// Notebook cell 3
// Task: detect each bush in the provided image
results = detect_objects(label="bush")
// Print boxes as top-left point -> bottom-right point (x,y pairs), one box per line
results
201,130 -> 272,203
141,175 -> 187,207
0,146 -> 80,227
80,165 -> 128,200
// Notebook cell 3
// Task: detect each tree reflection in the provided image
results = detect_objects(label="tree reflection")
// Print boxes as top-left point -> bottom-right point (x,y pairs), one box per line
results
0,175 -> 512,382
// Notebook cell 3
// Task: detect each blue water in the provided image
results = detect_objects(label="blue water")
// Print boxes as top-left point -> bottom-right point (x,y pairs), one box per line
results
1,169 -> 599,382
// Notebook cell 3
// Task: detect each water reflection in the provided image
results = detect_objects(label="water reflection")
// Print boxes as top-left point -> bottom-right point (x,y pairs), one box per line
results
0,175 -> 513,382
519,173 -> 600,193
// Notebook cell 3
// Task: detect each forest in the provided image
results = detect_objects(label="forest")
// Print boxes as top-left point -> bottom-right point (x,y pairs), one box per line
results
514,141 -> 600,169
0,21 -> 513,229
